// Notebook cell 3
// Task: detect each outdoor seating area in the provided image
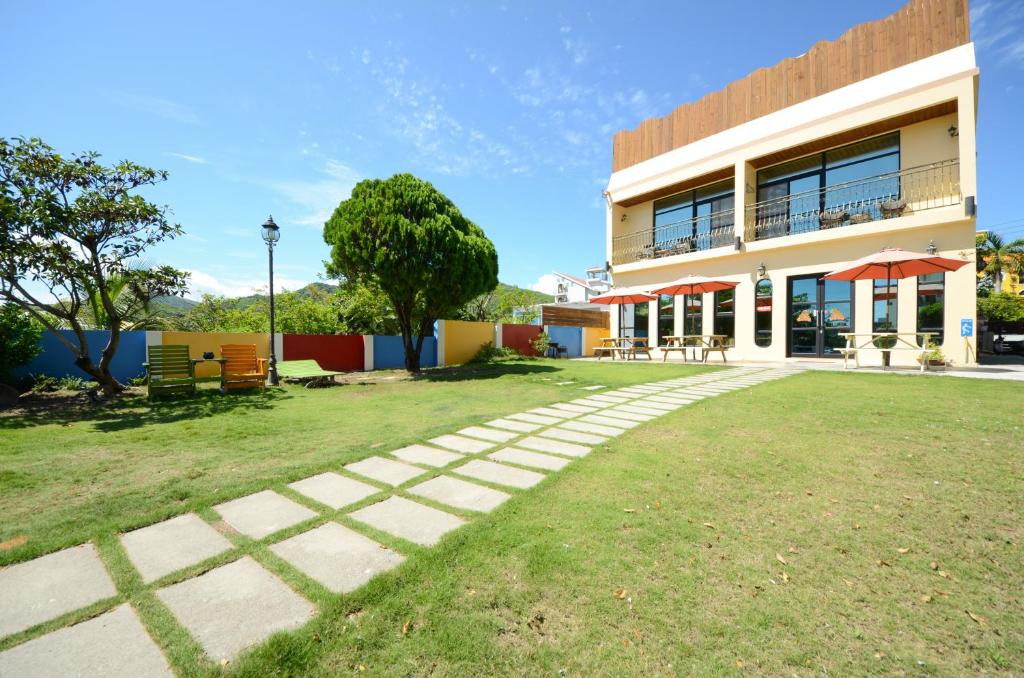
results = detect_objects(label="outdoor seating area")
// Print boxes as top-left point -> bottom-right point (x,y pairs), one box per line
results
838,332 -> 937,370
594,336 -> 651,360
660,334 -> 728,363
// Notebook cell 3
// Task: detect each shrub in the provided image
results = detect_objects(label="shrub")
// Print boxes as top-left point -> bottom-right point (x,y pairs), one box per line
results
28,375 -> 87,393
0,303 -> 43,384
469,342 -> 524,364
530,331 -> 551,357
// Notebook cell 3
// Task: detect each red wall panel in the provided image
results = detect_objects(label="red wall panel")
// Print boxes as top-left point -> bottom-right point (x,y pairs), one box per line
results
501,324 -> 542,356
282,334 -> 364,372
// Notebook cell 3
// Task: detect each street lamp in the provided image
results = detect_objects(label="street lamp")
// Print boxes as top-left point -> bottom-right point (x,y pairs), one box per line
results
261,215 -> 280,386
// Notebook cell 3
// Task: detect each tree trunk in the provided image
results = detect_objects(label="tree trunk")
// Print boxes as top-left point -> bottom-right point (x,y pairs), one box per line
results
68,322 -> 125,398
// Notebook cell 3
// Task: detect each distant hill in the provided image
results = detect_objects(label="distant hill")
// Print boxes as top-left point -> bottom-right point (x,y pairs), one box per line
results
151,295 -> 198,316
496,282 -> 553,304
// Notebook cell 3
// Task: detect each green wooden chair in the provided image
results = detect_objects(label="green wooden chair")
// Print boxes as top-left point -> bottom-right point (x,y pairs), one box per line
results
143,344 -> 196,398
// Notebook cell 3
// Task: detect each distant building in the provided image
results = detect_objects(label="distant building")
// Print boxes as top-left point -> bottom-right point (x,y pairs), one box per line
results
551,268 -> 610,303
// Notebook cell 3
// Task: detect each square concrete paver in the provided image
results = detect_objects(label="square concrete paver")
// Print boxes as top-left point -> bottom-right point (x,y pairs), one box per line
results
576,413 -> 639,429
634,399 -> 681,411
406,476 -> 512,513
270,523 -> 404,594
457,426 -> 519,443
488,447 -> 571,471
453,459 -> 546,489
156,556 -> 314,662
645,395 -> 695,405
528,407 -> 575,419
344,456 -> 427,487
614,404 -> 667,416
586,394 -> 630,404
571,397 -> 616,407
0,543 -> 117,639
538,427 -> 608,445
558,419 -> 627,437
428,434 -> 495,454
348,496 -> 466,546
389,444 -> 464,468
485,418 -> 541,433
214,490 -> 317,540
549,403 -> 599,414
288,472 -> 381,510
0,604 -> 172,678
506,412 -> 563,425
580,385 -> 605,390
514,436 -> 592,458
120,513 -> 233,584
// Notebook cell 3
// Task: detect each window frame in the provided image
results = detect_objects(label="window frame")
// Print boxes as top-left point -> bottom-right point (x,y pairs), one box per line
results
714,289 -> 735,347
754,278 -> 773,347
916,272 -> 945,345
653,179 -> 735,251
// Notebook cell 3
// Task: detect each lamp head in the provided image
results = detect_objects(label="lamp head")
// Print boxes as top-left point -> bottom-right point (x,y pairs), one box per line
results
261,215 -> 280,244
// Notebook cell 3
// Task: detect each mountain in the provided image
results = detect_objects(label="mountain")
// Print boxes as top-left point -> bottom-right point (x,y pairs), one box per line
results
151,295 -> 198,316
495,282 -> 553,304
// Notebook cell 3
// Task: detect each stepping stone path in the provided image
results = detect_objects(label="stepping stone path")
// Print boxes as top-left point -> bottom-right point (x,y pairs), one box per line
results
156,556 -> 315,662
0,366 -> 793,674
344,456 -> 426,487
287,472 -> 381,510
214,490 -> 317,540
120,513 -> 233,584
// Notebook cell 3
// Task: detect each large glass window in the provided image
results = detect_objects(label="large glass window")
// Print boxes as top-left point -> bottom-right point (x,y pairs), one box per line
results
873,279 -> 898,332
657,294 -> 674,346
754,279 -> 773,347
917,273 -> 945,345
653,180 -> 734,253
714,289 -> 735,346
633,301 -> 649,338
756,133 -> 900,235
683,294 -> 702,335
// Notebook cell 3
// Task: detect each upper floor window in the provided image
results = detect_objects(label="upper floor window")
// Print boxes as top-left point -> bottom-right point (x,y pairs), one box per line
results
653,180 -> 734,254
756,133 -> 900,236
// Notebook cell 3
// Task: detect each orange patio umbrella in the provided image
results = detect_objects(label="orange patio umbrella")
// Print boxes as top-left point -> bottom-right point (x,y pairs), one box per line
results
822,247 -> 969,330
650,275 -> 739,296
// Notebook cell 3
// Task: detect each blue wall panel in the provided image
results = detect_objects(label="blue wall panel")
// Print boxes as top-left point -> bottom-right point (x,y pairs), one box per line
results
372,335 -> 437,369
546,325 -> 582,357
14,330 -> 147,383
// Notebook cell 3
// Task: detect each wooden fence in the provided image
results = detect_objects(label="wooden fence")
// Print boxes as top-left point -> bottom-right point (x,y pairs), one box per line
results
542,305 -> 609,329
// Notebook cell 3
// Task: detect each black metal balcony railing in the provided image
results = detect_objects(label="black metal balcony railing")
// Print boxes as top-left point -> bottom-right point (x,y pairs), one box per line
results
747,159 -> 961,242
612,209 -> 735,265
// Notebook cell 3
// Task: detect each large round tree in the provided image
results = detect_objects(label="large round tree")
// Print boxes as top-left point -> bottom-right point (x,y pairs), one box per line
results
324,174 -> 498,372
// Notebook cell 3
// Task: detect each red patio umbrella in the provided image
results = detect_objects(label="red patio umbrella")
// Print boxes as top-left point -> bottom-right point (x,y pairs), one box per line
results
650,275 -> 739,296
588,286 -> 657,305
822,247 -> 969,330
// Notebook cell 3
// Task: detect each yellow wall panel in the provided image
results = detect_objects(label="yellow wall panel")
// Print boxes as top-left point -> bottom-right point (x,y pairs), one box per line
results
443,320 -> 495,366
161,332 -> 270,379
582,326 -> 611,356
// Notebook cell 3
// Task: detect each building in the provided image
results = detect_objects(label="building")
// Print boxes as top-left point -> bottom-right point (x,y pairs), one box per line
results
551,268 -> 610,303
605,0 -> 978,366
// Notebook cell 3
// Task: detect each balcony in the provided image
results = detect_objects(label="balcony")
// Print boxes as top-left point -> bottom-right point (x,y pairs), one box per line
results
747,159 -> 960,242
612,209 -> 735,265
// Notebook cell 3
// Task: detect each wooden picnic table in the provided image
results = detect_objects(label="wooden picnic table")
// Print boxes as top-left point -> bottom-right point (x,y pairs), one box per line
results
838,332 -> 936,371
661,335 -> 728,363
595,336 -> 651,360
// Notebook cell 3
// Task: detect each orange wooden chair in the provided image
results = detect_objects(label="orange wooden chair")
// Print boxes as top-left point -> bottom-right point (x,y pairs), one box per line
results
219,344 -> 268,392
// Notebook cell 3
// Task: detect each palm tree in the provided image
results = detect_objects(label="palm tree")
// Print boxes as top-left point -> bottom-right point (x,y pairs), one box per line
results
977,232 -> 1024,293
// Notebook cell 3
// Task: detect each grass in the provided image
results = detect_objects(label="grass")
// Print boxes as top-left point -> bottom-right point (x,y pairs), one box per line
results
1,362 -> 1022,676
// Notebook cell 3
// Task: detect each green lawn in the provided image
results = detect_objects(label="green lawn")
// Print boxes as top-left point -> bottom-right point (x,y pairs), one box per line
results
1,362 -> 1021,675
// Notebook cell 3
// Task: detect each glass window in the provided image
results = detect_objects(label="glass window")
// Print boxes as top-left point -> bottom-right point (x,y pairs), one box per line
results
754,279 -> 773,347
653,180 -> 734,252
917,273 -> 945,345
683,294 -> 703,335
873,279 -> 897,332
714,289 -> 735,346
633,301 -> 649,338
657,294 -> 674,346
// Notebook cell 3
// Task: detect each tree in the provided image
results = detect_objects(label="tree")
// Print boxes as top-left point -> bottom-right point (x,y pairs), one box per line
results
458,284 -> 539,324
324,173 -> 498,371
0,303 -> 42,384
976,232 -> 1024,293
0,137 -> 189,396
334,281 -> 400,335
978,291 -> 1024,333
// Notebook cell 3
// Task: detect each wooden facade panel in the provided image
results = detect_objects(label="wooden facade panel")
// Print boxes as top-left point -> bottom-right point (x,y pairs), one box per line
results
542,306 -> 610,329
611,0 -> 970,172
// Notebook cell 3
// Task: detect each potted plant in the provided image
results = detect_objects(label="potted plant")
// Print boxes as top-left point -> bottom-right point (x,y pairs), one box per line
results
917,339 -> 947,370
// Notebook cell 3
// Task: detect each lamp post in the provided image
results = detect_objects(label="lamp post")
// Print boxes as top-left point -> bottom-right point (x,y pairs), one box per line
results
261,215 -> 280,386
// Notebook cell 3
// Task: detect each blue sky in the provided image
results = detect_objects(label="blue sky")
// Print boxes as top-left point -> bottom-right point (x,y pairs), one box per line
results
4,0 -> 1023,299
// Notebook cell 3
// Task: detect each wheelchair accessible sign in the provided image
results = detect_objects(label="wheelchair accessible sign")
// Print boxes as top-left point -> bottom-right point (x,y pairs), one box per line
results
960,318 -> 973,337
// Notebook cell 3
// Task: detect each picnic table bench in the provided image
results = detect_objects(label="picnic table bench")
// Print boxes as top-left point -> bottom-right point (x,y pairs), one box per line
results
594,336 -> 651,360
838,332 -> 936,371
661,335 -> 728,363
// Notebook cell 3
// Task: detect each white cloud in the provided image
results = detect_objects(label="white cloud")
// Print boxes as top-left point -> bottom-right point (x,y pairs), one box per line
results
971,0 -> 1024,66
530,273 -> 560,296
165,152 -> 208,164
269,160 -> 361,227
185,269 -> 312,299
111,93 -> 198,124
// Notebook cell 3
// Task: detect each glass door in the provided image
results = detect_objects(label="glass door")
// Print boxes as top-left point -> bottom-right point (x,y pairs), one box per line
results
788,275 -> 854,357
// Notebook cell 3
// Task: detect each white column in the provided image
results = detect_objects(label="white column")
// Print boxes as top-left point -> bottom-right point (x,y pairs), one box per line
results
436,320 -> 446,367
362,335 -> 374,371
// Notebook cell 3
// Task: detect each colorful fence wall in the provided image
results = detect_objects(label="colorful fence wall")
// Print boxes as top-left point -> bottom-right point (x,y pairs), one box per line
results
13,329 -> 147,383
283,334 -> 364,372
582,326 -> 612,356
546,325 -> 583,357
438,320 -> 496,366
161,331 -> 272,379
371,335 -> 438,370
499,323 -> 542,356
